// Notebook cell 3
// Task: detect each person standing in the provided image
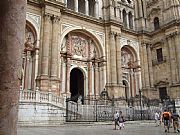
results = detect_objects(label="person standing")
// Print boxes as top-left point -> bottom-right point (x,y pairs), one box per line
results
162,109 -> 171,133
171,110 -> 180,133
114,111 -> 119,130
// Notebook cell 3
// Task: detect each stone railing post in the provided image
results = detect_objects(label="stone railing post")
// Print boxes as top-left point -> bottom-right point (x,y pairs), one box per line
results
19,85 -> 23,101
48,90 -> 52,103
36,87 -> 40,102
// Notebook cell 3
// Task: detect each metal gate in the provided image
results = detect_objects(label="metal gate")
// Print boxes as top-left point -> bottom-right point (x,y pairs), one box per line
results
66,96 -> 114,122
66,94 -> 162,122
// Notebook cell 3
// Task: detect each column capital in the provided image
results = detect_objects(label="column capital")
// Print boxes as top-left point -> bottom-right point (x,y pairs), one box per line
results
166,31 -> 178,39
109,31 -> 116,37
44,13 -> 52,23
52,15 -> 61,24
115,33 -> 121,38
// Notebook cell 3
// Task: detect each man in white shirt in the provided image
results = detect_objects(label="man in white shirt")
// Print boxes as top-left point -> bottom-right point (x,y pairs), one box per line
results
114,111 -> 119,130
155,112 -> 160,127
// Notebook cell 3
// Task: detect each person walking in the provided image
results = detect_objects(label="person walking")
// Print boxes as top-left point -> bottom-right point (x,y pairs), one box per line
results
118,111 -> 125,130
171,110 -> 180,133
114,111 -> 119,130
162,109 -> 171,133
155,111 -> 160,126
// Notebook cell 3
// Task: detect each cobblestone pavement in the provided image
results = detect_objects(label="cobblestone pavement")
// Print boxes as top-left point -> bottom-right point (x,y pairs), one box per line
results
18,122 -> 179,135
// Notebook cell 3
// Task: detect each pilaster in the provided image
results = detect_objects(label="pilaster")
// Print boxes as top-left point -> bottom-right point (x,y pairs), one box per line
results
110,31 -> 117,84
51,15 -> 60,78
167,34 -> 177,84
39,13 -> 52,91
41,13 -> 52,77
174,33 -> 180,83
147,44 -> 154,87
116,33 -> 122,85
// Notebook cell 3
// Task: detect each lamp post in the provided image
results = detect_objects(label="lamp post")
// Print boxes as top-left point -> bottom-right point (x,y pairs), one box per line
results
139,89 -> 142,120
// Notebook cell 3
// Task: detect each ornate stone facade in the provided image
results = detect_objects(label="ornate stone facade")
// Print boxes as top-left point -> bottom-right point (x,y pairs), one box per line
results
23,0 -> 180,103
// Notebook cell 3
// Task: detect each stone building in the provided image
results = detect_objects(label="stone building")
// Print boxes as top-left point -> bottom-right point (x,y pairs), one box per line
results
17,0 -> 180,125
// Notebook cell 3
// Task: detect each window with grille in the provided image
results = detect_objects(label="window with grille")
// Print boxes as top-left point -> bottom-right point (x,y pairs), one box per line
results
156,48 -> 163,62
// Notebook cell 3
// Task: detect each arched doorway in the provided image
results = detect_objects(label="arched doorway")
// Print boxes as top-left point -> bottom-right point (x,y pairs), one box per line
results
121,45 -> 140,97
123,80 -> 129,100
70,68 -> 84,103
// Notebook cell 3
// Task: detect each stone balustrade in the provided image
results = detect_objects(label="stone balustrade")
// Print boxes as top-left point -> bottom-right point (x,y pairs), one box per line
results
19,88 -> 64,108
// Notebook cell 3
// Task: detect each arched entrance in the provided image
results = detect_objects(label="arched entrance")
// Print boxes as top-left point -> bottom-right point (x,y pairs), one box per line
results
70,68 -> 84,103
121,45 -> 140,97
123,80 -> 129,100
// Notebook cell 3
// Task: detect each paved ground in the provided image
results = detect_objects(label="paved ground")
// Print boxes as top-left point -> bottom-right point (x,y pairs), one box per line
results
18,122 -> 180,135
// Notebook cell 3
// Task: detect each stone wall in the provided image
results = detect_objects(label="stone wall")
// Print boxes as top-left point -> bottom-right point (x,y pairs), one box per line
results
18,102 -> 66,126
18,89 -> 66,126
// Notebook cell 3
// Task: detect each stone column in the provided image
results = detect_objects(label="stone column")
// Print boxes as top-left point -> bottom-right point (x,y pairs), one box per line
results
174,34 -> 180,83
110,32 -> 117,84
147,44 -> 154,87
27,51 -> 32,90
167,36 -> 177,84
24,52 -> 29,90
142,43 -> 150,87
34,49 -> 39,90
95,63 -> 99,95
99,65 -> 103,92
138,0 -> 143,17
0,0 -> 26,135
88,62 -> 92,96
51,16 -> 60,78
132,14 -> 135,30
139,44 -> 145,88
105,30 -> 111,84
116,33 -> 122,84
116,7 -> 120,20
41,13 -> 51,76
126,12 -> 129,29
66,58 -> 71,96
95,0 -> 99,18
61,58 -> 66,93
85,0 -> 89,15
134,1 -> 138,19
75,0 -> 78,12
64,0 -> 67,7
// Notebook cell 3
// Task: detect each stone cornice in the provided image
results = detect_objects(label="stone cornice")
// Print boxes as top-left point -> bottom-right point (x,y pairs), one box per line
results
43,0 -> 64,9
62,9 -> 104,27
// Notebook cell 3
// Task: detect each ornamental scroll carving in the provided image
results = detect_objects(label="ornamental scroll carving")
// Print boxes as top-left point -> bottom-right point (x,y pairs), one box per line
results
71,36 -> 88,57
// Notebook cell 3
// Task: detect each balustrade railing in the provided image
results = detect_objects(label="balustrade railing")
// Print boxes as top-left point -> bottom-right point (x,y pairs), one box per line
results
19,88 -> 64,108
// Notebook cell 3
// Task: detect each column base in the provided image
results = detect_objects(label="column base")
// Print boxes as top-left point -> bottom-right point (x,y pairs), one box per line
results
142,87 -> 157,99
50,77 -> 61,96
105,83 -> 125,98
36,75 -> 49,92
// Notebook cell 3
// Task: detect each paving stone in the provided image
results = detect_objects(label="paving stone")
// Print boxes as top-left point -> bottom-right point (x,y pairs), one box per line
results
18,122 -> 178,135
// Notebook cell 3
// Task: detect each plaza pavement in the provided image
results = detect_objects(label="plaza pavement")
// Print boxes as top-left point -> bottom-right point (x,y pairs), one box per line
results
17,121 -> 179,135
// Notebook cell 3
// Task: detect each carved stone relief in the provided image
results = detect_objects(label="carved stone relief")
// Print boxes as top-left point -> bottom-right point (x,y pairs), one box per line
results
24,27 -> 35,51
72,36 -> 87,57
121,49 -> 133,67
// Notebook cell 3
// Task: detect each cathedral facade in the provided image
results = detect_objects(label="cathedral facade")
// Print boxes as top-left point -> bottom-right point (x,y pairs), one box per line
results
23,0 -> 180,104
